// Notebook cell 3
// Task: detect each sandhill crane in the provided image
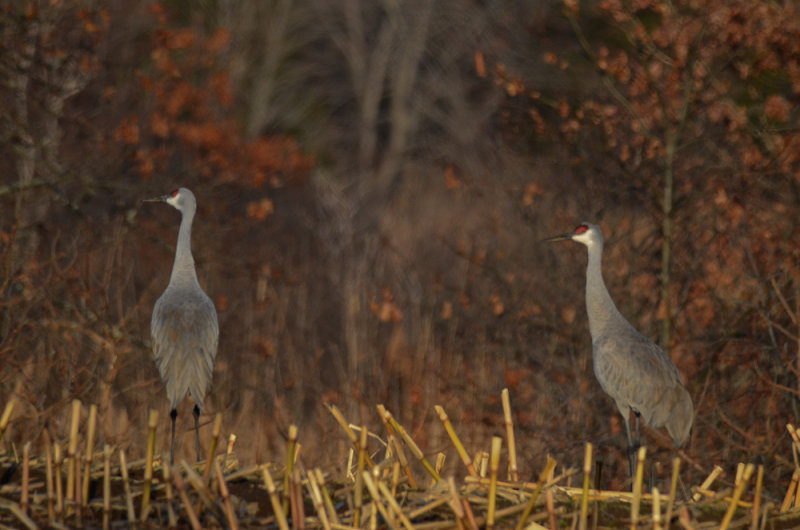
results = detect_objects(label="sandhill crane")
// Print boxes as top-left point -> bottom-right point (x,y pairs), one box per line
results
144,187 -> 218,465
545,222 -> 693,476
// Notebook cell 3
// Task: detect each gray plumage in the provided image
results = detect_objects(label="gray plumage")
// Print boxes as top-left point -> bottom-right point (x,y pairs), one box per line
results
545,222 -> 693,475
145,188 -> 218,465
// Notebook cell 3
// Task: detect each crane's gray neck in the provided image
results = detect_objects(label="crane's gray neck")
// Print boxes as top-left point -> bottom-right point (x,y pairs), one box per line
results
168,205 -> 200,288
584,241 -> 627,339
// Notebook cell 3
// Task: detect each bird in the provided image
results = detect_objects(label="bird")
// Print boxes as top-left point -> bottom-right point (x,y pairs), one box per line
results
144,187 -> 218,465
544,222 -> 693,477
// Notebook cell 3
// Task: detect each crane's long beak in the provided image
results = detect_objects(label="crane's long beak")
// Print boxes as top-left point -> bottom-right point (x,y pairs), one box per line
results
542,231 -> 573,243
142,194 -> 169,203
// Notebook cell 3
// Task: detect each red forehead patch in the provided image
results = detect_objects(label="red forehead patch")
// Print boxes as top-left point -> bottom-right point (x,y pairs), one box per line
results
574,224 -> 589,234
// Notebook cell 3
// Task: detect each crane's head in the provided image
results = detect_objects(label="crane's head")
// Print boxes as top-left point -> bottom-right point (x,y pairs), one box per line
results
543,222 -> 604,249
143,187 -> 197,214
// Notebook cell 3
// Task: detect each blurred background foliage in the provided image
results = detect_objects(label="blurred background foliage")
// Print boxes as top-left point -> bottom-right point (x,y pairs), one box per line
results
2,0 -> 800,493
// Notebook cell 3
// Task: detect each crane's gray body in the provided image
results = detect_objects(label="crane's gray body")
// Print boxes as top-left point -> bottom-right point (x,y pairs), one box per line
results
546,222 -> 693,473
151,281 -> 217,412
146,187 -> 218,463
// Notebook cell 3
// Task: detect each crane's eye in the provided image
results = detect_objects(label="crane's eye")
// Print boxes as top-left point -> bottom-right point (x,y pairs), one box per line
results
574,224 -> 589,234
170,189 -> 180,197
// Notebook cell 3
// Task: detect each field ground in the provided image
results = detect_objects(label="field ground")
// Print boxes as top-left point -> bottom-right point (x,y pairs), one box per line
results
1,398 -> 800,529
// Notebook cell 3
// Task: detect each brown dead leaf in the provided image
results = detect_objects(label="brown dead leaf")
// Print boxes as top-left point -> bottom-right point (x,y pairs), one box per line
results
441,301 -> 453,320
522,182 -> 544,206
444,165 -> 461,189
491,295 -> 504,317
246,198 -> 274,221
474,50 -> 486,78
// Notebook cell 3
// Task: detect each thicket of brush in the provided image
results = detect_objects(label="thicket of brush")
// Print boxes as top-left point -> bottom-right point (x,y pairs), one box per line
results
2,396 -> 800,529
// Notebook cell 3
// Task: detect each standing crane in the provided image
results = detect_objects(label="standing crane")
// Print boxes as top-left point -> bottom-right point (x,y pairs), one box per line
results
145,188 -> 219,465
545,222 -> 693,476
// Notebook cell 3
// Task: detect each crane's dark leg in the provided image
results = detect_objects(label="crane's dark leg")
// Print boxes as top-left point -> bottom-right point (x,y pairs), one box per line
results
622,413 -> 636,479
633,411 -> 651,489
169,408 -> 177,466
594,456 -> 603,490
193,404 -> 201,462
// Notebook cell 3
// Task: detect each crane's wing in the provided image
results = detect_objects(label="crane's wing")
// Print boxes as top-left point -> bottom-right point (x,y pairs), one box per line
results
592,329 -> 691,437
151,288 -> 219,410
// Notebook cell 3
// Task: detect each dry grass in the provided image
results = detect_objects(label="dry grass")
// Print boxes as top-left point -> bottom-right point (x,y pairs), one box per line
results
0,397 -> 799,529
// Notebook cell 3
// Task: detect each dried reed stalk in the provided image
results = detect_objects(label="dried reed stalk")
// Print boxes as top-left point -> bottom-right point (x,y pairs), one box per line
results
664,457 -> 680,525
390,461 -> 401,497
694,465 -> 724,503
82,403 -> 97,507
183,460 -> 224,524
361,471 -> 398,529
501,389 -> 519,482
21,441 -> 30,516
389,432 -> 416,488
407,494 -> 449,520
719,463 -> 754,530
102,445 -> 111,530
487,436 -> 502,529
66,399 -> 80,512
377,476 -> 415,530
141,408 -> 158,521
434,405 -> 477,478
379,405 -> 441,482
214,457 -> 239,530
288,470 -> 300,529
781,469 -> 799,512
751,465 -> 764,530
284,424 -> 298,517
477,452 -> 489,477
162,455 -> 178,528
787,424 -> 800,458
462,497 -> 479,530
630,446 -> 646,529
376,404 -> 416,485
0,399 -> 15,442
794,468 -> 800,510
227,433 -> 237,458
353,425 -> 368,527
326,405 -> 374,468
545,461 -> 556,530
306,467 -> 332,530
446,476 -> 466,528
314,468 -> 341,525
75,451 -> 82,526
261,465 -> 289,530
652,487 -> 662,530
0,497 -> 36,530
119,449 -> 136,523
195,412 -> 225,519
172,465 -> 202,530
54,443 -> 63,522
202,413 -> 223,484
579,443 -> 591,530
514,456 -> 556,530
292,468 -> 306,529
434,453 -> 446,481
